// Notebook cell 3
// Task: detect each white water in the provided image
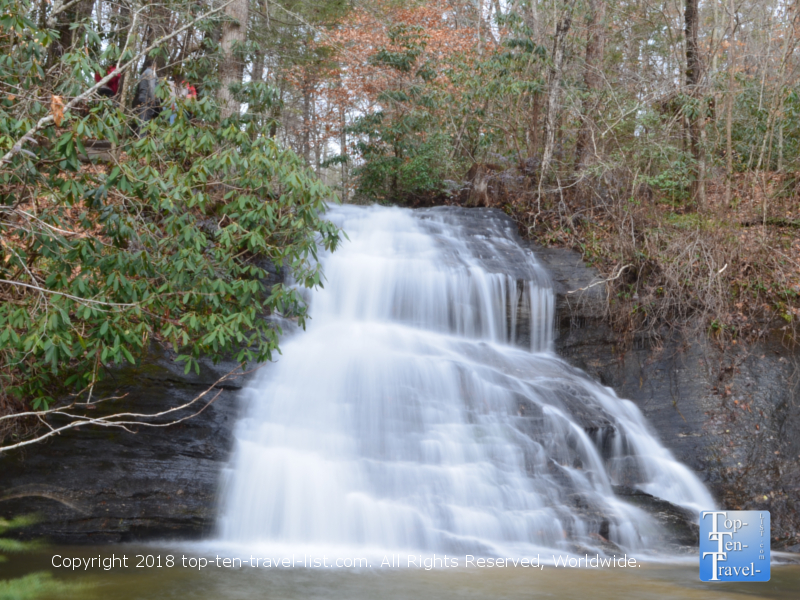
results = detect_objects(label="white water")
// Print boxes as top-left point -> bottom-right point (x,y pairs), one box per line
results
217,205 -> 714,556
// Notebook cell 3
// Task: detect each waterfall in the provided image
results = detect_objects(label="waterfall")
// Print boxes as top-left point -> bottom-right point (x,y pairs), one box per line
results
217,205 -> 714,556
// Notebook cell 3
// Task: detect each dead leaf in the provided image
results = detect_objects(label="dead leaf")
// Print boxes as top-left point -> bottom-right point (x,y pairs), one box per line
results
51,95 -> 64,126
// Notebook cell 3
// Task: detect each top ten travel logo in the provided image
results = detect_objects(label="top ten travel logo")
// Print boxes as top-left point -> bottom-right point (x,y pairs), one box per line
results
699,511 -> 770,582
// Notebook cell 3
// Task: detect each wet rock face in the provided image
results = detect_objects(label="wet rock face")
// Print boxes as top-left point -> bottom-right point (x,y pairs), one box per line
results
532,232 -> 800,552
0,353 -> 242,543
612,486 -> 700,549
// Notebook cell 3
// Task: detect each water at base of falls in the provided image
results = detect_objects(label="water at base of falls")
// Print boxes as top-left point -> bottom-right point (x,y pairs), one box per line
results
217,205 -> 714,556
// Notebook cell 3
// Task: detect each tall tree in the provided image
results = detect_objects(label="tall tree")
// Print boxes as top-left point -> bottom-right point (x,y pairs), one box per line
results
575,0 -> 606,171
725,0 -> 736,205
219,0 -> 249,119
685,0 -> 704,205
539,0 -> 576,186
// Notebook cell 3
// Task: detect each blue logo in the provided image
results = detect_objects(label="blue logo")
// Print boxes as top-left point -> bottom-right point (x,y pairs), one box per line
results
699,511 -> 770,581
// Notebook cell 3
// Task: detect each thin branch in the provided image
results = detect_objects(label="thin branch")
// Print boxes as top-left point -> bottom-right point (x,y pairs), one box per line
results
0,393 -> 127,424
0,279 -> 138,307
47,0 -> 87,27
1,207 -> 84,237
0,364 -> 260,454
566,264 -> 632,295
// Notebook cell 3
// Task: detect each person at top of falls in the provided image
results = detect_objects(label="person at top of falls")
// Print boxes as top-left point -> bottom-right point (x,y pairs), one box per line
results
94,64 -> 121,98
181,79 -> 197,100
132,59 -> 161,134
165,72 -> 198,125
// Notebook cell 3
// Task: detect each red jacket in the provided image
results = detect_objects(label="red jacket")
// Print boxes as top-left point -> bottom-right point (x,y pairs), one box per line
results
95,66 -> 121,95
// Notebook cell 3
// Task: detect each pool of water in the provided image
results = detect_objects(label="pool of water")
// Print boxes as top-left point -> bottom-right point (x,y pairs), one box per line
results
2,545 -> 798,599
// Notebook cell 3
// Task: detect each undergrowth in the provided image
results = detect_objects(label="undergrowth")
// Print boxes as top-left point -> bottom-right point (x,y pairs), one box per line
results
457,169 -> 800,349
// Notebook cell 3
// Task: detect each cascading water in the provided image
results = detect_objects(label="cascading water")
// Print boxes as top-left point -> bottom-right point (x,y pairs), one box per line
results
217,205 -> 714,556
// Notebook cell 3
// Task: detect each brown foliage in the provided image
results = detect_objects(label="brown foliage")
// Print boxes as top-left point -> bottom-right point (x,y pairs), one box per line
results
452,166 -> 800,347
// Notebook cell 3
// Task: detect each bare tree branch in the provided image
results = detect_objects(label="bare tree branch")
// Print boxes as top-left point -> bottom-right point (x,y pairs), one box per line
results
566,264 -> 632,295
0,279 -> 139,307
47,0 -> 87,28
0,364 -> 260,454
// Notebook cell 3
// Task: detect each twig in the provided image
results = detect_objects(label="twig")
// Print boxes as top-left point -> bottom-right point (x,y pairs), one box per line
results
1,207 -> 83,237
0,364 -> 261,454
46,0 -> 87,27
566,264 -> 632,294
0,279 -> 138,307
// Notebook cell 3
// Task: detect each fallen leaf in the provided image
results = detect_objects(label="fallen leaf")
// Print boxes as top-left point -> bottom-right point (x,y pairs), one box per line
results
51,95 -> 64,126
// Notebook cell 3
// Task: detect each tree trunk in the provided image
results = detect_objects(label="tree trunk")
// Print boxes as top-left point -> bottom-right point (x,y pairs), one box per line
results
575,0 -> 606,171
477,0 -> 483,54
685,0 -> 704,206
725,0 -> 735,205
302,80 -> 311,165
117,1 -> 143,115
340,102 -> 348,202
146,3 -> 171,73
269,86 -> 283,139
313,98 -> 321,174
251,50 -> 265,84
47,0 -> 95,67
37,0 -> 48,28
528,91 -> 541,158
219,0 -> 248,119
539,0 -> 576,185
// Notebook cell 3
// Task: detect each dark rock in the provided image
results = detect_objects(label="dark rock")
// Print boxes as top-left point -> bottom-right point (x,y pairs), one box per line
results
531,228 -> 800,552
0,352 -> 245,543
613,485 -> 699,548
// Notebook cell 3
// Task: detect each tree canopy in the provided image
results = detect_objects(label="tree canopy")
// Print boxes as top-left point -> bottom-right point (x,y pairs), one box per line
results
0,0 -> 341,418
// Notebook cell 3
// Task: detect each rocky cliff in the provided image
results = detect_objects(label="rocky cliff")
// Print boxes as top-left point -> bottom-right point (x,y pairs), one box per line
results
0,353 -> 241,543
1,207 -> 797,549
534,233 -> 800,552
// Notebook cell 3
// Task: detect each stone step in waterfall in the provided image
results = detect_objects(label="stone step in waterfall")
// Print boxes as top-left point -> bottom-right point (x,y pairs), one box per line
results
217,204 -> 714,556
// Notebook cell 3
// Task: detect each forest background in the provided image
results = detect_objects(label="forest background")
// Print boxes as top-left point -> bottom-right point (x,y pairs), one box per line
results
1,0 -> 799,443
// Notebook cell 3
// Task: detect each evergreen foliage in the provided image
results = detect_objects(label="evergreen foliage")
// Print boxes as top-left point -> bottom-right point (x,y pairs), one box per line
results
0,0 -> 341,411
